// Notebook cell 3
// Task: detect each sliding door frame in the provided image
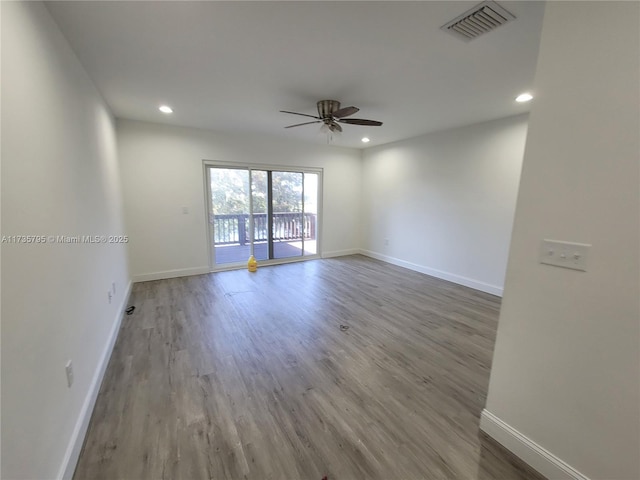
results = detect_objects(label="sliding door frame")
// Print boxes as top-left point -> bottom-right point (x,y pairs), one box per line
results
203,160 -> 323,272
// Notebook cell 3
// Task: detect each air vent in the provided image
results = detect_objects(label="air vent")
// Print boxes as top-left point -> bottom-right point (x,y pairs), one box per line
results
441,0 -> 516,42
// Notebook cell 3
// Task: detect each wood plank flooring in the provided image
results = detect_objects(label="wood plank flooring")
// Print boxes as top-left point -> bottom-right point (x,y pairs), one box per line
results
74,255 -> 544,480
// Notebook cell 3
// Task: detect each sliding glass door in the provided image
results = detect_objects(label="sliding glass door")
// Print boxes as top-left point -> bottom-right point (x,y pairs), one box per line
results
208,167 -> 251,265
250,170 -> 269,262
271,171 -> 303,259
303,172 -> 318,256
206,164 -> 321,269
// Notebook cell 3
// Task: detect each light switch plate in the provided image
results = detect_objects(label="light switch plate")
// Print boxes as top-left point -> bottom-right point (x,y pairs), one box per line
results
540,239 -> 590,271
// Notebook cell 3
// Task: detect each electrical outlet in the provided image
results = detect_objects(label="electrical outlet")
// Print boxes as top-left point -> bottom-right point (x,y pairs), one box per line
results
182,206 -> 189,214
108,291 -> 112,304
65,360 -> 74,388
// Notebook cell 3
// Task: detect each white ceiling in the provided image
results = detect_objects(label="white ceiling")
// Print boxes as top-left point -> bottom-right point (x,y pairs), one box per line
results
46,1 -> 545,149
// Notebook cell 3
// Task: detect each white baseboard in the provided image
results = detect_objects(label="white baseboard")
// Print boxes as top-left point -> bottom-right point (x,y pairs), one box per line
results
480,410 -> 589,480
359,249 -> 503,296
132,266 -> 210,282
58,280 -> 133,480
322,248 -> 361,258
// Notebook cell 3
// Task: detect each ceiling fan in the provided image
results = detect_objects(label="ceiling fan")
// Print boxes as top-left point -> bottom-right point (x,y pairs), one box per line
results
280,100 -> 383,132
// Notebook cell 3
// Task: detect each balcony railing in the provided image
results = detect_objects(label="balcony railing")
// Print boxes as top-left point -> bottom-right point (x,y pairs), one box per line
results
211,213 -> 316,245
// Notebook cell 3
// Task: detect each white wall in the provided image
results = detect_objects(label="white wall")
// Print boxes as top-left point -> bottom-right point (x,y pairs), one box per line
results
1,2 -> 130,479
117,119 -> 362,281
483,2 -> 639,479
361,115 -> 528,296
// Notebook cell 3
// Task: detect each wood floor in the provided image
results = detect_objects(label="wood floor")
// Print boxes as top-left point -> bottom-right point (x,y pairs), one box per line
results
74,255 -> 544,480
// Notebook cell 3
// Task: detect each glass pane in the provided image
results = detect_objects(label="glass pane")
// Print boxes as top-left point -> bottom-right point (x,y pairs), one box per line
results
209,168 -> 251,265
272,171 -> 303,259
250,170 -> 269,261
303,173 -> 318,255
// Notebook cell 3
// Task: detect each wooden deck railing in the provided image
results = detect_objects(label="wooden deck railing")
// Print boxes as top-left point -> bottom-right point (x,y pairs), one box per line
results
211,213 -> 316,245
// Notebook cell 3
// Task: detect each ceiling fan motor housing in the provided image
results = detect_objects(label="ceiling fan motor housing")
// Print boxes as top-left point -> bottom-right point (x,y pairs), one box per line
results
317,100 -> 341,120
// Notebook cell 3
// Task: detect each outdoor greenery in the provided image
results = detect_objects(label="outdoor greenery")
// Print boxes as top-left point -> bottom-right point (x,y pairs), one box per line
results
209,168 -> 306,215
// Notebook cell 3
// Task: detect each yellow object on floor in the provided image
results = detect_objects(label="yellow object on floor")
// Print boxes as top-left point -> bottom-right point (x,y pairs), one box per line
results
247,255 -> 257,272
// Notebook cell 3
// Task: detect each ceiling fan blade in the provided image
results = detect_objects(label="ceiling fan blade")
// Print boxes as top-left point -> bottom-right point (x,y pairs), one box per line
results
280,110 -> 321,120
332,106 -> 359,118
285,120 -> 322,129
329,122 -> 343,133
338,118 -> 383,126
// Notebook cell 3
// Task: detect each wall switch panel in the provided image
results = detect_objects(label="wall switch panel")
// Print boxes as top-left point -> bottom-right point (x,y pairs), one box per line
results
540,239 -> 590,271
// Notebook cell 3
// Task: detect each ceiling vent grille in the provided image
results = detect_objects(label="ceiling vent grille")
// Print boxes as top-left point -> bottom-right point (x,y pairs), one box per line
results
441,1 -> 516,42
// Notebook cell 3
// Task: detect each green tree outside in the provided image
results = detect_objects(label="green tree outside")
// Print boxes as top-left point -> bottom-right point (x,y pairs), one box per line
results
210,168 -> 303,214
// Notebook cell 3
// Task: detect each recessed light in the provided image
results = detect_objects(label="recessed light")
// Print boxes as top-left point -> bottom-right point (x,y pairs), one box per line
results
159,105 -> 173,114
515,93 -> 533,103
361,137 -> 370,143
